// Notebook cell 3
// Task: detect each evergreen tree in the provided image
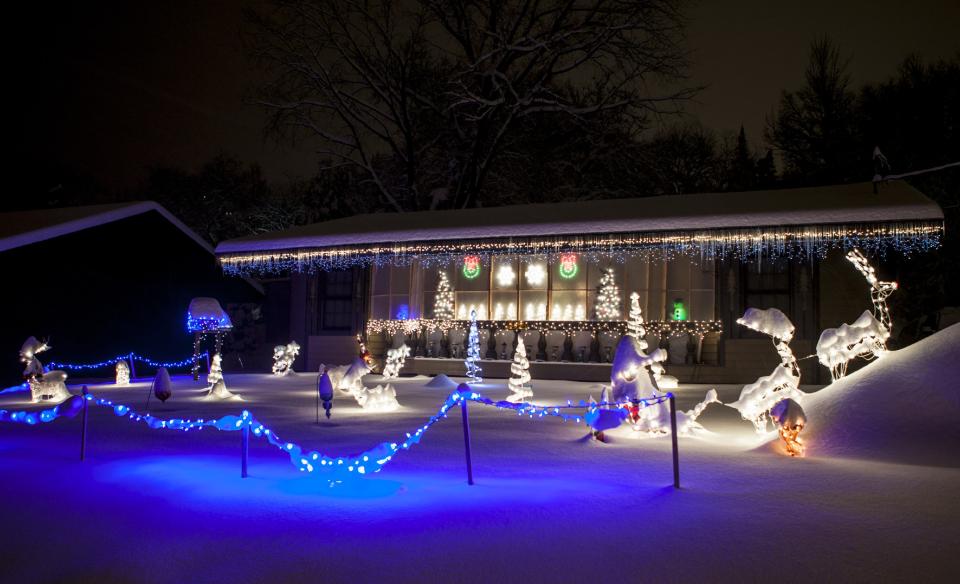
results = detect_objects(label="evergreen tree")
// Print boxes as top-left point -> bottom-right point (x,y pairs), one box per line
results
756,149 -> 778,188
728,126 -> 757,191
464,310 -> 483,382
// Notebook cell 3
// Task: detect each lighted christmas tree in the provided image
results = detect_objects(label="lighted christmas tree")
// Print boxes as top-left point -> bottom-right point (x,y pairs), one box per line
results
464,309 -> 483,382
595,267 -> 621,320
434,271 -> 455,319
507,338 -> 533,402
207,353 -> 224,386
627,292 -> 647,346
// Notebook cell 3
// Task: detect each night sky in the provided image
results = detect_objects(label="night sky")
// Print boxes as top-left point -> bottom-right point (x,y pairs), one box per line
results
13,0 -> 959,192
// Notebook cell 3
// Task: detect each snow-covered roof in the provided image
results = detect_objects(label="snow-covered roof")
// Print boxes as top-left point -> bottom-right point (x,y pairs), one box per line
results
0,201 -> 213,254
216,181 -> 943,255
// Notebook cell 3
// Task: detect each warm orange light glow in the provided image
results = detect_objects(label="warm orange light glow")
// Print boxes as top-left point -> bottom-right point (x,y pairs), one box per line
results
779,424 -> 805,457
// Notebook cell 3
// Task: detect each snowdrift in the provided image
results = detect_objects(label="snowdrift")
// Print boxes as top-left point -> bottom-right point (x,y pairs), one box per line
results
798,324 -> 960,467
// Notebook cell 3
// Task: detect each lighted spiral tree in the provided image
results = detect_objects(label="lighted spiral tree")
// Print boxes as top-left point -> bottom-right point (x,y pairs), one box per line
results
464,310 -> 483,382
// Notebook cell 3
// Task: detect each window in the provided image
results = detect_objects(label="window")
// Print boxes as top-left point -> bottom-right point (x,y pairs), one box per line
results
318,270 -> 354,331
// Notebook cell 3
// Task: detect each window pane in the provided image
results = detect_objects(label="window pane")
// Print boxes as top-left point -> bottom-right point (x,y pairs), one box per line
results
520,257 -> 548,290
552,253 -> 586,290
520,291 -> 548,320
551,290 -> 586,321
456,291 -> 489,319
491,291 -> 518,320
492,256 -> 519,291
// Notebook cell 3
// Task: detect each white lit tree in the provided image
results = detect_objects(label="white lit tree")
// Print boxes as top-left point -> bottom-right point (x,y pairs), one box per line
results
626,292 -> 646,342
207,353 -> 224,386
507,338 -> 533,402
434,271 -> 455,319
595,267 -> 621,320
464,309 -> 483,382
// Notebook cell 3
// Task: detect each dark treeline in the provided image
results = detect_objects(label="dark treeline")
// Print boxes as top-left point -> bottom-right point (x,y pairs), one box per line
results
7,30 -> 958,331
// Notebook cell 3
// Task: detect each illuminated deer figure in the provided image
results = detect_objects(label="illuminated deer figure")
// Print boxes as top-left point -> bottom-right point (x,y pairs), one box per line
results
816,250 -> 898,381
846,249 -> 897,336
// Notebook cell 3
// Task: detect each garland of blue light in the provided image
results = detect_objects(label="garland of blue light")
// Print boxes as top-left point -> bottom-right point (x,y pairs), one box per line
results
0,388 -> 670,483
45,351 -> 209,372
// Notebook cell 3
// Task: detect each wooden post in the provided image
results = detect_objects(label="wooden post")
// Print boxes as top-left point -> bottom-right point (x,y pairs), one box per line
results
80,385 -> 89,461
241,423 -> 249,478
460,397 -> 474,485
669,394 -> 680,489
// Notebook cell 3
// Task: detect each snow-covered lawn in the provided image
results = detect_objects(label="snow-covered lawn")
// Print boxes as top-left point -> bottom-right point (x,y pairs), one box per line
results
2,331 -> 959,582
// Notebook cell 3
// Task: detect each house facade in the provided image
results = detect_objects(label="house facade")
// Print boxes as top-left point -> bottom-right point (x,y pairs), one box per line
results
215,181 -> 943,384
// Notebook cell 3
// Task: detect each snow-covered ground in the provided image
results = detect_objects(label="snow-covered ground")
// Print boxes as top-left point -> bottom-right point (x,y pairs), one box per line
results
2,330 -> 959,582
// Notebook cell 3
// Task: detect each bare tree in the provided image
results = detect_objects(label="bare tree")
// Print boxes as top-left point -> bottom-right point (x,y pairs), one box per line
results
247,0 -> 694,211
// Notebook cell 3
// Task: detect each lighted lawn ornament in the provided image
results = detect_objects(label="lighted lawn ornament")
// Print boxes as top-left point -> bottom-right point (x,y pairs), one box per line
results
150,367 -> 172,405
506,339 -> 533,403
382,344 -> 410,379
625,292 -> 676,388
613,293 -> 667,402
115,360 -> 130,386
207,353 -> 224,386
317,370 -> 334,421
728,308 -> 806,433
816,250 -> 896,381
203,355 -> 238,400
816,312 -> 890,381
186,297 -> 232,381
20,336 -> 71,403
356,383 -> 400,412
272,341 -> 300,376
464,310 -> 483,382
770,398 -> 806,457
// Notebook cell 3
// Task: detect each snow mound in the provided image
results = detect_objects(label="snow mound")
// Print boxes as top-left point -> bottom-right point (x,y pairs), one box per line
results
425,374 -> 458,390
797,324 -> 960,467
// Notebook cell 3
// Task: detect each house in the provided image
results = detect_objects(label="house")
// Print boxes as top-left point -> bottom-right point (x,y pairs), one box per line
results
0,201 -> 263,386
214,181 -> 943,383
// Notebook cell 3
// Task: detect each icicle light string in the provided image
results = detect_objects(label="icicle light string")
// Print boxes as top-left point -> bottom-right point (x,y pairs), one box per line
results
218,220 -> 942,275
45,352 -> 209,372
0,389 -> 670,482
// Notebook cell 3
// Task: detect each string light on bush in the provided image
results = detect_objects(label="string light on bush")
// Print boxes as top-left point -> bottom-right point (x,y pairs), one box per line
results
366,317 -> 721,338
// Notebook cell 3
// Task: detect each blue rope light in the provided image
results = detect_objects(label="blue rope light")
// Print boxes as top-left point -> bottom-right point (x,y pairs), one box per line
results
0,389 -> 671,482
45,352 -> 209,372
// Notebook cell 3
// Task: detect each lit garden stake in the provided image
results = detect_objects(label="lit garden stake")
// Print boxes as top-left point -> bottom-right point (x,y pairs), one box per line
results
464,310 -> 483,382
507,339 -> 533,403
